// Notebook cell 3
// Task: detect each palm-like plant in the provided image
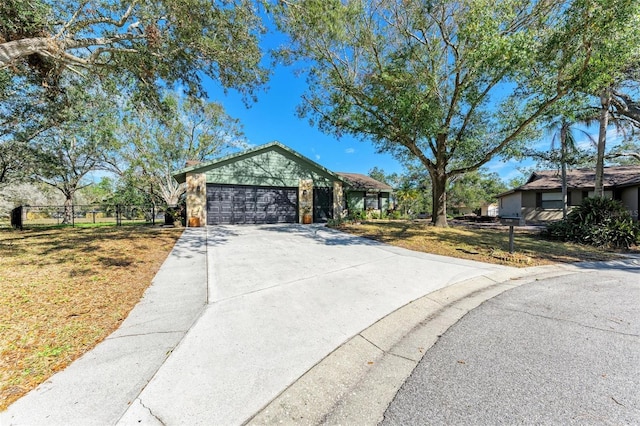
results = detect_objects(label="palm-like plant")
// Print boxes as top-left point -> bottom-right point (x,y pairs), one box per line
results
529,117 -> 595,219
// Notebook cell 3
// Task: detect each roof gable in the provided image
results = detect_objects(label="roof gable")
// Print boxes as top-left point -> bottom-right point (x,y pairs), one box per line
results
172,142 -> 341,184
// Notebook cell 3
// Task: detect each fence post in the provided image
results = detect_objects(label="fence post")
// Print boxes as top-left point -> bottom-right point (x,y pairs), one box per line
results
10,206 -> 23,230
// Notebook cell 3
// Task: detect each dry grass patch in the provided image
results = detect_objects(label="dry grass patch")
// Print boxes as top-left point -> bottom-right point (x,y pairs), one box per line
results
0,226 -> 182,410
334,220 -> 631,266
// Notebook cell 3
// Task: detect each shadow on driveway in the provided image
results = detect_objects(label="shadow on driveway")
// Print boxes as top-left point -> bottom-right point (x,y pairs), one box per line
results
253,223 -> 383,247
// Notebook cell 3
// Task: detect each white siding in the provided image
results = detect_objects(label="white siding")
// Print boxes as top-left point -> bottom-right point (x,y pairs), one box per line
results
499,193 -> 522,217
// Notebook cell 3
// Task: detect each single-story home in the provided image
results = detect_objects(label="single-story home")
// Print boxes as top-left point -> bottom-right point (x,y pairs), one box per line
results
172,142 -> 393,226
497,165 -> 640,222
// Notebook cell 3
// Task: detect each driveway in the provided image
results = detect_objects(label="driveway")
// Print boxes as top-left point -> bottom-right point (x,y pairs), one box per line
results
119,225 -> 509,425
3,225 -> 511,425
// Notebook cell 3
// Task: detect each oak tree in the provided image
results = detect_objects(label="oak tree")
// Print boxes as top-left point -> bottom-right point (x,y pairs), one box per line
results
1,0 -> 268,101
272,0 -> 639,226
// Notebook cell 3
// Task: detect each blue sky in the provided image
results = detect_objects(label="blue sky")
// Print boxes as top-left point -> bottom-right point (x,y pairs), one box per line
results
204,63 -> 406,177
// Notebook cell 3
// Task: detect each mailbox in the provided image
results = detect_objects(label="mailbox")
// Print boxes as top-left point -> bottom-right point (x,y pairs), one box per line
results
500,216 -> 525,226
500,216 -> 525,253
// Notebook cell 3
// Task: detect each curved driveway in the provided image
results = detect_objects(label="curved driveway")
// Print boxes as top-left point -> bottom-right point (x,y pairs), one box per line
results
3,225 -> 511,425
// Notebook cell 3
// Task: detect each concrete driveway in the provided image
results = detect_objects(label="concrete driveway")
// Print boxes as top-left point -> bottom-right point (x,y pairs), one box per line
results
3,224 -> 512,425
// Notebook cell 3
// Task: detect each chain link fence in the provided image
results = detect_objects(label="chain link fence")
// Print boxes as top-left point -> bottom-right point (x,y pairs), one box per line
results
5,204 -> 173,229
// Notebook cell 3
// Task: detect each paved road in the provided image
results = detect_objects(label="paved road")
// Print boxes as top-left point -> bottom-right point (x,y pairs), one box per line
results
382,264 -> 640,425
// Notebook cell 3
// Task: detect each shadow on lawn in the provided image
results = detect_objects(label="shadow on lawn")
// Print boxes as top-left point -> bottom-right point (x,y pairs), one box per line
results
337,221 -> 620,264
0,226 -> 183,266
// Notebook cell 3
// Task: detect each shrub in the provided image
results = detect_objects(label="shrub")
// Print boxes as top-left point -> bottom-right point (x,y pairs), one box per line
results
543,197 -> 639,249
326,218 -> 344,227
388,210 -> 402,220
348,210 -> 367,221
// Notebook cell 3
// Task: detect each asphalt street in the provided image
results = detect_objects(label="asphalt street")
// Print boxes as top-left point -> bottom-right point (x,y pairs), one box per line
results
382,265 -> 640,425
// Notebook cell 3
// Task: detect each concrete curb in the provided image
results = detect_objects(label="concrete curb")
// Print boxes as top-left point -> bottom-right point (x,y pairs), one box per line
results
246,265 -> 579,425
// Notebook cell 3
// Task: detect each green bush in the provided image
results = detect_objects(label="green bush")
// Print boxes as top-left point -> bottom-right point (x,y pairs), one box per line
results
326,217 -> 344,227
388,210 -> 402,220
544,197 -> 639,249
348,210 -> 367,221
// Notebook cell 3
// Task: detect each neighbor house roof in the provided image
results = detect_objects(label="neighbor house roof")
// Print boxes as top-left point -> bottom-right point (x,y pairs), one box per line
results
498,165 -> 640,197
336,172 -> 393,192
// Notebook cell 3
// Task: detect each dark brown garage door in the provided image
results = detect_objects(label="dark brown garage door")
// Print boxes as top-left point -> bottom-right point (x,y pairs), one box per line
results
206,184 -> 298,225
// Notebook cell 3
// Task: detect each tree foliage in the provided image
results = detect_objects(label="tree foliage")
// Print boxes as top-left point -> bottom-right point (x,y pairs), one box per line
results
32,79 -> 118,223
112,91 -> 246,206
271,0 -> 640,226
0,0 -> 268,101
368,164 -> 431,217
448,170 -> 507,215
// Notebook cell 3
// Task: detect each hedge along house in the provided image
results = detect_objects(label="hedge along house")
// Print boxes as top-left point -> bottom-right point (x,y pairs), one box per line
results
497,165 -> 640,223
172,142 -> 392,226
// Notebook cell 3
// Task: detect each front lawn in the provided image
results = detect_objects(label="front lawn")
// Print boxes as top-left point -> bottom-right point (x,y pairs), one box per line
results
0,226 -> 182,410
332,220 -> 632,266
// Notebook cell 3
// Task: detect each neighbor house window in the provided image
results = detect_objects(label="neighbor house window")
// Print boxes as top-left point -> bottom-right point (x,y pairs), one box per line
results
365,193 -> 379,210
538,192 -> 563,209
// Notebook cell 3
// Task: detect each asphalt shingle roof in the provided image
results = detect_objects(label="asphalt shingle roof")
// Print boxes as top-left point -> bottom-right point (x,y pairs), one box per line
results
335,172 -> 393,191
518,166 -> 640,191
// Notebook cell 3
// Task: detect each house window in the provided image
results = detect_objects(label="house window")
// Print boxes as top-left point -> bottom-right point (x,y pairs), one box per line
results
365,193 -> 379,210
539,192 -> 563,209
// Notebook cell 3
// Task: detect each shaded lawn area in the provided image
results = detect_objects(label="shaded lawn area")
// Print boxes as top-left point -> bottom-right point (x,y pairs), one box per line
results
333,220 -> 634,266
0,226 -> 182,410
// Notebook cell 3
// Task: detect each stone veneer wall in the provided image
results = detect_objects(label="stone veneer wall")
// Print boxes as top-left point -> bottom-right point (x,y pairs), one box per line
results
333,181 -> 344,219
299,179 -> 313,223
186,172 -> 206,227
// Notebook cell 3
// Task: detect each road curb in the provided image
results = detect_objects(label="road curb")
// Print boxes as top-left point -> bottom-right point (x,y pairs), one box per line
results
246,265 -> 578,425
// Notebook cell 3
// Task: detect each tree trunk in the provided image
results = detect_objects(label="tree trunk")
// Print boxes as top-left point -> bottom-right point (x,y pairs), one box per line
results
63,194 -> 73,225
431,170 -> 448,227
560,122 -> 568,219
595,89 -> 611,198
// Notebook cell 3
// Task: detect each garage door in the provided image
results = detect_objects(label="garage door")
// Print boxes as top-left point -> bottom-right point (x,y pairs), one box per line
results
206,184 -> 298,225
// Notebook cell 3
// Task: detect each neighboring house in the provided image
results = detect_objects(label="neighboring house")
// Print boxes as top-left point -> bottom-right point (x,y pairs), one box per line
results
449,203 -> 498,217
172,142 -> 392,225
497,166 -> 640,222
335,172 -> 393,214
481,203 -> 499,217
